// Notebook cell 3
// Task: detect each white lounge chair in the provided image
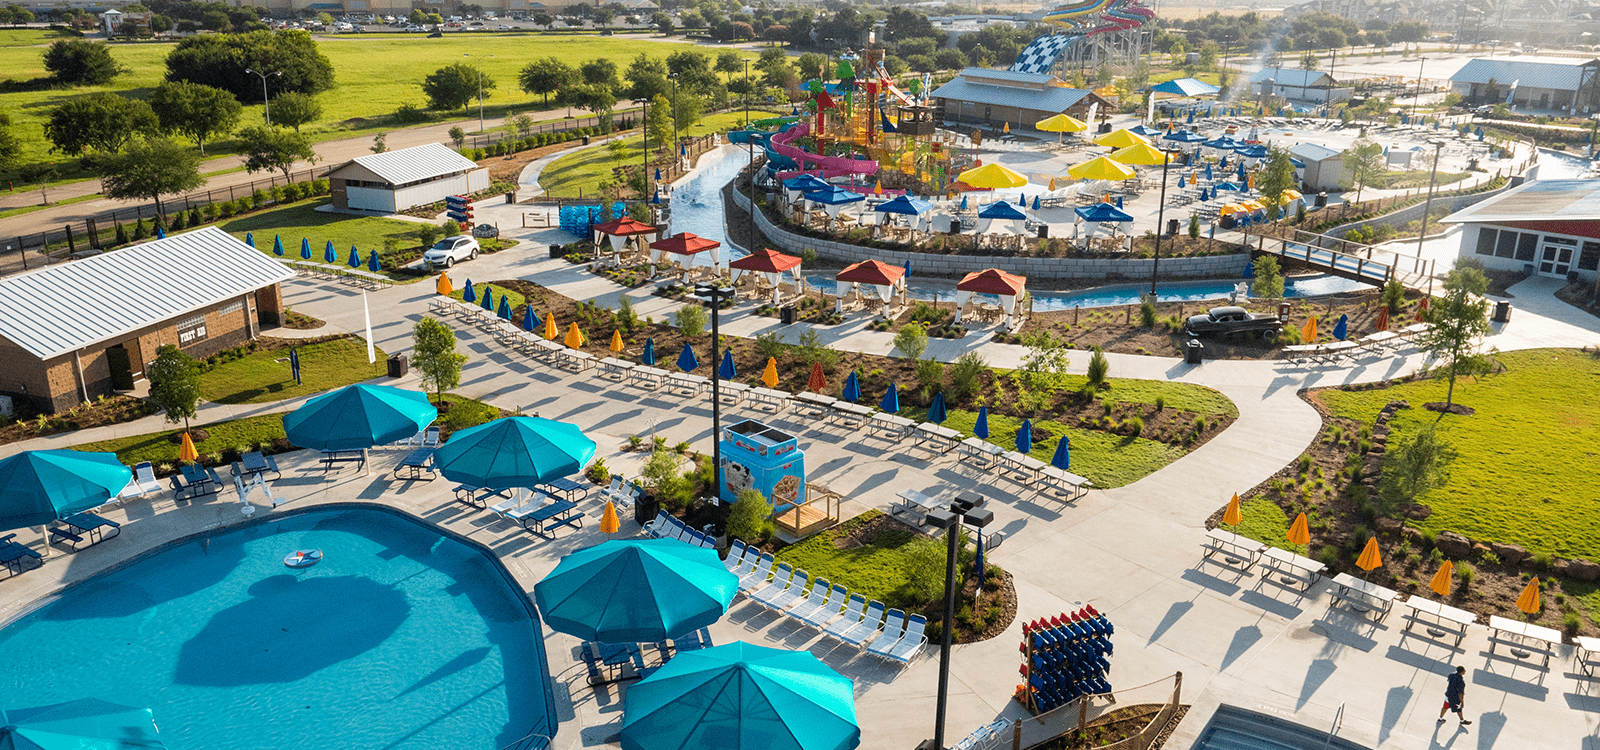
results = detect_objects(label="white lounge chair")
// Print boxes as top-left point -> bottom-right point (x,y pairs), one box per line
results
748,562 -> 793,604
783,579 -> 831,620
864,609 -> 907,654
642,509 -> 671,537
795,584 -> 849,629
884,614 -> 928,663
760,569 -> 810,611
725,540 -> 749,571
421,426 -> 441,448
838,601 -> 886,646
822,594 -> 868,640
738,554 -> 775,592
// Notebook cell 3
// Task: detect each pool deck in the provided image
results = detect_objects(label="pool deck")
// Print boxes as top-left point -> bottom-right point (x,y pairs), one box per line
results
4,161 -> 1600,750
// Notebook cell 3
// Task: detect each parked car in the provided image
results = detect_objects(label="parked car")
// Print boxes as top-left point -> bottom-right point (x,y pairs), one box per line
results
1182,306 -> 1283,340
497,23 -> 512,29
423,236 -> 480,268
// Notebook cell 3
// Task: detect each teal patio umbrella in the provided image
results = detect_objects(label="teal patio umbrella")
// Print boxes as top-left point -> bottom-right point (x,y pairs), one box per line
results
300,238 -> 312,260
368,249 -> 381,273
641,338 -> 656,366
927,392 -> 947,424
879,382 -> 899,413
523,307 -> 541,332
282,384 -> 437,451
0,698 -> 166,750
841,371 -> 860,402
622,641 -> 860,750
462,280 -> 476,303
1333,314 -> 1348,341
323,240 -> 337,263
497,295 -> 513,320
1016,419 -> 1033,453
0,451 -> 132,532
535,539 -> 738,643
480,286 -> 494,311
431,416 -> 596,489
676,342 -> 699,372
244,232 -> 255,249
974,405 -> 989,439
273,235 -> 284,256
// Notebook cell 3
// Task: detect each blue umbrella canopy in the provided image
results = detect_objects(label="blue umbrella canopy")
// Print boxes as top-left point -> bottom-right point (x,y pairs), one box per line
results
1333,314 -> 1348,341
927,392 -> 947,424
368,248 -> 381,273
523,306 -> 541,332
1051,437 -> 1071,470
974,406 -> 989,439
273,235 -> 284,256
1200,188 -> 1211,202
535,539 -> 738,643
1128,124 -> 1163,138
676,342 -> 699,372
300,238 -> 312,260
1016,419 -> 1033,453
1237,144 -> 1269,159
978,200 -> 1029,221
1164,129 -> 1207,144
960,195 -> 968,210
641,337 -> 656,366
1202,135 -> 1241,151
841,371 -> 861,402
283,385 -> 438,451
803,186 -> 866,205
0,698 -> 166,750
782,174 -> 830,193
497,295 -> 513,320
1212,181 -> 1243,192
155,227 -> 165,239
718,349 -> 736,380
347,246 -> 361,268
872,195 -> 932,216
431,416 -> 597,489
244,232 -> 255,248
323,240 -> 337,263
1075,202 -> 1133,223
880,382 -> 900,413
1151,77 -> 1219,97
462,279 -> 477,303
480,286 -> 494,311
622,641 -> 859,750
0,451 -> 132,531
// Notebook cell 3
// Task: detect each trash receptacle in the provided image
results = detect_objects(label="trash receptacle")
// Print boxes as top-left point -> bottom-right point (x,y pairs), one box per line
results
549,244 -> 564,259
633,492 -> 659,526
949,218 -> 962,234
1315,192 -> 1328,207
1036,224 -> 1049,239
1185,339 -> 1204,365
505,192 -> 515,204
387,353 -> 409,378
1493,300 -> 1512,323
1167,218 -> 1180,236
781,306 -> 797,325
582,135 -> 592,146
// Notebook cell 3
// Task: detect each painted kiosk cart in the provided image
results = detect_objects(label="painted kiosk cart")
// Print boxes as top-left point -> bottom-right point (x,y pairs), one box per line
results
718,419 -> 834,538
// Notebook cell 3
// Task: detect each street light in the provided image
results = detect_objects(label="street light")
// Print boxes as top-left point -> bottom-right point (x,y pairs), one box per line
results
1416,139 -> 1447,267
669,72 -> 681,164
634,97 -> 651,204
693,283 -> 736,499
465,52 -> 495,135
1409,57 -> 1428,127
925,492 -> 994,750
743,58 -> 755,243
244,68 -> 281,125
1149,144 -> 1176,298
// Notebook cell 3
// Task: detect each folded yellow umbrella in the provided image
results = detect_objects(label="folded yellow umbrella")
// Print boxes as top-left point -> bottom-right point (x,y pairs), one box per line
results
1429,561 -> 1454,596
1356,537 -> 1383,571
1109,141 -> 1172,166
1035,113 -> 1087,133
1048,176 -> 1058,191
761,357 -> 779,388
610,330 -> 624,353
1287,512 -> 1310,547
1093,128 -> 1151,149
179,432 -> 199,462
600,501 -> 621,534
1003,121 -> 1010,134
1516,578 -> 1542,614
543,313 -> 558,340
436,272 -> 453,296
1222,493 -> 1242,526
1300,316 -> 1318,343
956,162 -> 1028,189
564,322 -> 586,349
1066,156 -> 1136,182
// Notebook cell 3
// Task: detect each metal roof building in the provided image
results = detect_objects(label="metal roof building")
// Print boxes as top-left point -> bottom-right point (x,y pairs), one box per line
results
932,68 -> 1109,131
1248,68 -> 1352,104
1442,179 -> 1600,285
1288,143 -> 1347,192
0,227 -> 294,414
325,142 -> 489,214
1447,58 -> 1600,112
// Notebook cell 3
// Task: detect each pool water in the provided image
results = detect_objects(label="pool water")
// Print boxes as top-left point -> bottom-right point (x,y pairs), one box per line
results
0,507 -> 554,750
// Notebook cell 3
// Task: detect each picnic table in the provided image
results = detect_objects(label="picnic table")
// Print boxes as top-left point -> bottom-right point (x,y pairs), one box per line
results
238,451 -> 281,481
1257,546 -> 1326,591
1202,527 -> 1266,570
1321,341 -> 1359,361
1575,636 -> 1600,679
667,372 -> 709,398
557,350 -> 596,372
1040,466 -> 1092,502
999,450 -> 1047,484
792,392 -> 837,417
868,413 -> 915,441
747,387 -> 791,413
541,476 -> 590,503
49,512 -> 121,549
1399,595 -> 1476,646
455,485 -> 511,509
172,465 -> 222,501
1329,572 -> 1399,621
830,401 -> 874,427
1399,322 -> 1430,340
320,448 -> 367,472
914,423 -> 961,454
1359,330 -> 1400,351
631,366 -> 669,391
958,437 -> 1004,468
598,357 -> 636,382
583,641 -> 647,686
516,498 -> 583,538
1488,615 -> 1561,668
393,448 -> 436,480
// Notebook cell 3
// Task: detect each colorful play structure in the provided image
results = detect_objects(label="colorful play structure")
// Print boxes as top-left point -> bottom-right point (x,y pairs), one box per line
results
1011,0 -> 1152,77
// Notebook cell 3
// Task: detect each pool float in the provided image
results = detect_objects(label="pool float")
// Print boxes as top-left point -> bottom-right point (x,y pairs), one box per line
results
284,549 -> 323,568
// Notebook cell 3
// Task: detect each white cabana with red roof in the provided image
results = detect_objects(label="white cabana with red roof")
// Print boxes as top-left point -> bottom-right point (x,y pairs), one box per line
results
729,248 -> 803,305
648,232 -> 721,279
836,259 -> 906,318
956,268 -> 1028,329
592,216 -> 657,266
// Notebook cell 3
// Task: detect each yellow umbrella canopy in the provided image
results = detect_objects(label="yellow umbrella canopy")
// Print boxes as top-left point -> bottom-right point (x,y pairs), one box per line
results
436,272 -> 453,296
179,432 -> 199,462
564,322 -> 586,348
1066,156 -> 1137,182
956,162 -> 1029,189
1222,493 -> 1243,526
610,330 -> 625,353
1035,113 -> 1088,133
1093,128 -> 1151,149
1110,141 -> 1173,166
1356,537 -> 1383,571
543,313 -> 558,340
1286,512 -> 1310,547
1300,316 -> 1318,343
600,501 -> 621,534
1516,577 -> 1542,615
1429,561 -> 1454,597
761,357 -> 779,388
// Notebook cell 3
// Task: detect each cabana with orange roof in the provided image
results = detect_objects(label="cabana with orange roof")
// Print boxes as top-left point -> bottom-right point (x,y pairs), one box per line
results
729,248 -> 804,305
835,259 -> 907,318
956,269 -> 1028,329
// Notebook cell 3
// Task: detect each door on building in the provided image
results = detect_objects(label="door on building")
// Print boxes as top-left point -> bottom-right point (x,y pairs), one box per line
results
1539,238 -> 1576,277
105,344 -> 135,391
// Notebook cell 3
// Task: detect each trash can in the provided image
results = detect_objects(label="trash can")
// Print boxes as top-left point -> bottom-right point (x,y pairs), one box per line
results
549,244 -> 565,259
1098,122 -> 1112,134
1220,214 -> 1236,230
781,306 -> 797,325
582,135 -> 592,146
633,492 -> 659,526
1493,300 -> 1512,323
1036,224 -> 1049,239
505,192 -> 515,204
1167,218 -> 1180,236
387,353 -> 409,378
1184,339 -> 1204,365
1315,192 -> 1328,207
949,218 -> 962,234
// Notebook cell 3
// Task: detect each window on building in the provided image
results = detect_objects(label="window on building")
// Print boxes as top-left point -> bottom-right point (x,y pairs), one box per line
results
1516,232 -> 1539,261
1580,241 -> 1600,271
1476,227 -> 1498,256
219,301 -> 244,315
176,313 -> 207,346
1495,230 -> 1519,258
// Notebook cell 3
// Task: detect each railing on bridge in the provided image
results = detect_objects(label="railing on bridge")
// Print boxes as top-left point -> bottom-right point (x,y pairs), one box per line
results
1255,229 -> 1437,289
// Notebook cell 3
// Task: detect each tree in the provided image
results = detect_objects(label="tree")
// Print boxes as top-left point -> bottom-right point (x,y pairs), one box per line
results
726,488 -> 770,543
935,48 -> 967,71
42,39 -> 120,85
653,12 -> 673,35
892,322 -> 928,359
1258,146 -> 1296,219
1085,346 -> 1109,390
237,124 -> 316,181
532,10 -> 554,29
18,161 -> 58,206
44,93 -> 157,156
646,93 -> 673,151
559,83 -> 616,117
408,8 -> 427,24
411,318 -> 467,403
1378,423 -> 1456,511
1417,267 -> 1493,412
148,345 -> 201,434
591,6 -> 614,30
625,52 -> 669,100
519,56 -> 576,107
98,137 -> 205,220
0,112 -> 19,175
672,88 -> 704,130
1299,51 -> 1319,71
715,50 -> 742,76
448,126 -> 465,149
270,91 -> 322,132
756,46 -> 789,87
370,132 -> 386,153
1251,255 -> 1285,298
423,62 -> 493,112
1198,41 -> 1219,70
1341,139 -> 1385,203
150,14 -> 172,33
580,57 -> 620,88
148,81 -> 241,155
164,30 -> 334,106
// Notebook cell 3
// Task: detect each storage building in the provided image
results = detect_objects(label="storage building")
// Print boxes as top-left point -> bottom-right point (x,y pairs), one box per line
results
1447,58 -> 1600,113
931,68 -> 1111,131
1248,68 -> 1353,104
326,143 -> 489,214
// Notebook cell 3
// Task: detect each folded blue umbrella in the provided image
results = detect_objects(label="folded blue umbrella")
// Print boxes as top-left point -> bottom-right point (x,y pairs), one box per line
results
641,337 -> 656,366
348,246 -> 361,268
841,371 -> 860,402
463,280 -> 476,303
300,238 -> 312,260
368,249 -> 381,273
960,196 -> 968,210
497,295 -> 513,320
880,382 -> 899,413
676,342 -> 698,372
245,232 -> 255,248
974,405 -> 989,439
652,189 -> 661,205
524,306 -> 540,332
156,226 -> 166,239
1205,163 -> 1214,181
903,259 -> 911,278
1051,437 -> 1071,470
324,240 -> 336,263
1115,196 -> 1123,209
1177,175 -> 1186,188
1333,314 -> 1348,341
481,287 -> 494,311
927,392 -> 947,424
1032,195 -> 1041,210
1243,258 -> 1255,278
273,235 -> 284,256
718,349 -> 736,380
1016,419 -> 1033,453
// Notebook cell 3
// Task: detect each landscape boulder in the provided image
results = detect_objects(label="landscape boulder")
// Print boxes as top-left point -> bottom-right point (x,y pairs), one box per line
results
1489,543 -> 1530,566
1435,531 -> 1473,557
1555,558 -> 1600,582
1402,504 -> 1433,521
1374,516 -> 1404,534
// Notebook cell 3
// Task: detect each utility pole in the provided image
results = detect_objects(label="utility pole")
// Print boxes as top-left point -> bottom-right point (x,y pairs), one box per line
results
245,68 -> 281,125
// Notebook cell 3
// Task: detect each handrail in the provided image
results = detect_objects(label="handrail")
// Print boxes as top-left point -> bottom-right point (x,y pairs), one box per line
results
1321,703 -> 1345,748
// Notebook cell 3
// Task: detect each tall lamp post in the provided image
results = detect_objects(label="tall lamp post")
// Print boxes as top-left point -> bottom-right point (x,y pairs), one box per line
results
743,58 -> 756,242
634,97 -> 651,203
693,283 -> 735,499
1416,139 -> 1447,273
464,53 -> 495,135
1408,57 -> 1428,127
244,68 -> 281,125
925,492 -> 994,750
669,73 -> 681,166
1149,145 -> 1175,297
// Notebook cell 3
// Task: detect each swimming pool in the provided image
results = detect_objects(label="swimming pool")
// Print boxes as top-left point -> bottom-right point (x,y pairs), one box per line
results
0,506 -> 555,750
800,273 -> 1371,311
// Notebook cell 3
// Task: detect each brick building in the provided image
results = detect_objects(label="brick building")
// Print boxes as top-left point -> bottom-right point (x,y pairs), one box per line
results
0,227 -> 293,415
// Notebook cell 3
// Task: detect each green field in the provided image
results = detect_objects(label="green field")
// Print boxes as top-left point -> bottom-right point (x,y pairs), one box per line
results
219,198 -> 429,263
0,29 -> 82,47
197,337 -> 387,404
538,109 -> 785,198
1232,498 -> 1294,552
0,33 -> 757,180
1318,349 -> 1600,560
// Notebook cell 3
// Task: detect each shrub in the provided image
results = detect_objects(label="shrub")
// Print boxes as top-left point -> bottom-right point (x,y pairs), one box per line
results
1457,561 -> 1475,589
675,303 -> 707,338
443,219 -> 461,237
1139,296 -> 1157,327
1382,279 -> 1405,312
1126,416 -> 1144,436
585,456 -> 609,484
948,352 -> 987,400
1154,395 -> 1166,411
1564,611 -> 1583,635
903,535 -> 948,602
1084,346 -> 1109,390
726,488 -> 770,544
1317,546 -> 1339,567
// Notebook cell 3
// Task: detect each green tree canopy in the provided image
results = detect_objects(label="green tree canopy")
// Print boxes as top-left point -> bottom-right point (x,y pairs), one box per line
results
519,57 -> 576,107
164,30 -> 335,104
559,83 -> 616,117
147,344 -> 200,432
237,124 -> 316,180
580,58 -> 621,88
1418,267 -> 1493,410
411,318 -> 467,401
149,81 -> 241,154
44,93 -> 157,157
0,112 -> 20,175
42,39 -> 120,85
423,61 -> 494,112
269,90 -> 322,132
646,93 -> 673,151
626,52 -> 669,101
98,137 -> 205,219
1341,139 -> 1385,203
1257,145 -> 1297,218
715,50 -> 743,75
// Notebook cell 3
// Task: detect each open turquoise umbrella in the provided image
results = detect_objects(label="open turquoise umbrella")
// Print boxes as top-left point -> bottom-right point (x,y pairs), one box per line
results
323,240 -> 337,263
273,235 -> 284,256
880,382 -> 899,413
642,338 -> 656,366
1,698 -> 166,750
676,342 -> 699,372
927,392 -> 947,424
1051,437 -> 1071,470
368,249 -> 381,273
524,307 -> 541,332
282,384 -> 437,451
497,295 -> 513,320
347,246 -> 362,268
300,238 -> 312,260
245,232 -> 255,249
462,279 -> 476,303
0,451 -> 132,532
841,371 -> 860,402
480,286 -> 494,311
535,539 -> 737,643
974,405 -> 989,439
718,349 -> 736,380
622,641 -> 860,750
1016,419 -> 1033,453
431,416 -> 596,489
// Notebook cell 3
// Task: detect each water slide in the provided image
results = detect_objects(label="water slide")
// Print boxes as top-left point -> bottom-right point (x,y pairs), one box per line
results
767,121 -> 881,180
1010,0 -> 1151,76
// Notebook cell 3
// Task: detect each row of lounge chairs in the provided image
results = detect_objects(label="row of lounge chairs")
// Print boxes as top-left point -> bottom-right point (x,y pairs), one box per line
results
726,541 -> 926,665
642,510 -> 716,549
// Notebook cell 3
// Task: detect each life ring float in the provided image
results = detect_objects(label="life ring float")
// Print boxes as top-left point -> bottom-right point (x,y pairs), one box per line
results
284,549 -> 323,568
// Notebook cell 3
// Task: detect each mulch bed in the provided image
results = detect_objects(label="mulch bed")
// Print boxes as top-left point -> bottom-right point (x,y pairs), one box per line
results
0,396 -> 160,448
1030,704 -> 1183,750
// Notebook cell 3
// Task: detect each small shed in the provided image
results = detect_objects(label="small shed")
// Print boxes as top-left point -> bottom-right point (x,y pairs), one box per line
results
1249,68 -> 1352,104
1289,143 -> 1346,192
326,143 -> 489,214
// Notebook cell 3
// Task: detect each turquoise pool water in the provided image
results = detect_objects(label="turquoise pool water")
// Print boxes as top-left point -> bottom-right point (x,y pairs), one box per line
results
800,273 -> 1371,310
0,507 -> 555,750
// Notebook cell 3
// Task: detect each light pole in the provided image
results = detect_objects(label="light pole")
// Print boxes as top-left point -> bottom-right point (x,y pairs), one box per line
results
1409,57 -> 1428,127
634,97 -> 651,202
743,59 -> 755,242
925,492 -> 994,750
465,53 -> 494,134
1150,145 -> 1175,297
244,68 -> 281,125
693,283 -> 735,500
1416,139 -> 1446,258
669,72 -> 680,163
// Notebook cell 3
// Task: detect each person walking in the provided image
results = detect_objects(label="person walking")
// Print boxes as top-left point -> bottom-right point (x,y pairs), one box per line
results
1438,665 -> 1472,726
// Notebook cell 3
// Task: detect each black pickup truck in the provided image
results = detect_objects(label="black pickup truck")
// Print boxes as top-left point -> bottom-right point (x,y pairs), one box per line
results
1183,306 -> 1283,340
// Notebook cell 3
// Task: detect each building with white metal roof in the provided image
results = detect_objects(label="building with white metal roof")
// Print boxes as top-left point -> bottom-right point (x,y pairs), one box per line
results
0,227 -> 294,414
1288,143 -> 1347,192
325,142 -> 489,213
1248,68 -> 1352,104
932,68 -> 1110,131
1447,58 -> 1600,112
1442,179 -> 1600,286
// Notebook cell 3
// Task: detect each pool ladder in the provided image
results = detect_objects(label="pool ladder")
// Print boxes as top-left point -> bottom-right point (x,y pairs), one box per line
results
1321,702 -> 1345,748
500,732 -> 551,750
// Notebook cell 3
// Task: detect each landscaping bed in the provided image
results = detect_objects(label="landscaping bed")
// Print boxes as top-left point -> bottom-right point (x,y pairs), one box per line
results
0,396 -> 160,448
1031,705 -> 1188,750
196,336 -> 387,405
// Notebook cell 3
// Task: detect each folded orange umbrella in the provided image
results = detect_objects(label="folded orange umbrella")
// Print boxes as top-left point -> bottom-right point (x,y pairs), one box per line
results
600,501 -> 621,534
1429,561 -> 1454,597
806,361 -> 826,392
1356,537 -> 1383,571
1516,577 -> 1542,615
1300,316 -> 1317,343
564,323 -> 585,349
610,330 -> 624,353
436,272 -> 453,296
1222,493 -> 1242,526
762,357 -> 779,388
1375,307 -> 1389,331
1287,512 -> 1310,547
179,431 -> 199,462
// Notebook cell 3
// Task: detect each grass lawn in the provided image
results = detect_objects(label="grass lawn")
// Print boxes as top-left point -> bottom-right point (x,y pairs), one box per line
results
775,511 -> 921,605
0,192 -> 101,219
1230,498 -> 1295,553
218,198 -> 428,272
448,283 -> 528,312
0,28 -> 82,47
538,110 -> 786,198
197,337 -> 387,405
73,414 -> 288,468
1317,348 -> 1600,560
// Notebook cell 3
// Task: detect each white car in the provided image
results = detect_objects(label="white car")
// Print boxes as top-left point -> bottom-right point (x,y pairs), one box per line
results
497,23 -> 512,29
423,235 -> 480,268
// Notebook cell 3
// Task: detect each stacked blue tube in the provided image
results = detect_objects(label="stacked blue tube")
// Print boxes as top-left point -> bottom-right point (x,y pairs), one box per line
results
1018,606 -> 1114,713
558,202 -> 628,237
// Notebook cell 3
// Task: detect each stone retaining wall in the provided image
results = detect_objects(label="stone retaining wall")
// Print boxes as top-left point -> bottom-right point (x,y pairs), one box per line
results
1320,176 -> 1518,241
